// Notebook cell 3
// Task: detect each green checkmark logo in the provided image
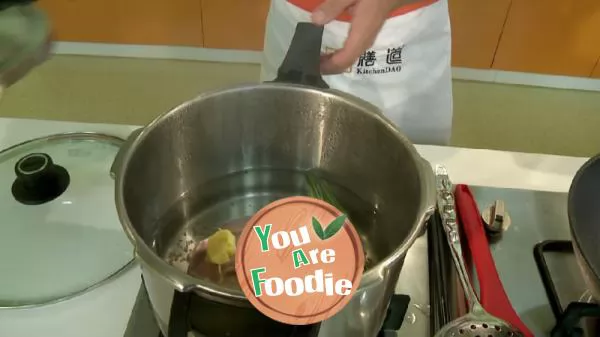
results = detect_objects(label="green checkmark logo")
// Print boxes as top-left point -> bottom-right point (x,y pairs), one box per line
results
312,214 -> 347,240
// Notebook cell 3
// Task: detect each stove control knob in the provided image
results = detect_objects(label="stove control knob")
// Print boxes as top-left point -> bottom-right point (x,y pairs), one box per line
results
481,200 -> 511,241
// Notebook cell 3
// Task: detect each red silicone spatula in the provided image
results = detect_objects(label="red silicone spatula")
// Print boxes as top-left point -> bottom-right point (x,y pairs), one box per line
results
454,184 -> 534,337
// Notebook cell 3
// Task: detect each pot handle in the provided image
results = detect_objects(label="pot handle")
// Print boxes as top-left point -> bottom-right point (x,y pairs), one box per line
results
273,22 -> 329,89
110,127 -> 144,180
417,158 -> 437,236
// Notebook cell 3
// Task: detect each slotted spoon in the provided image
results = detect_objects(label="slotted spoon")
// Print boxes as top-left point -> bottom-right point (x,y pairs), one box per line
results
434,165 -> 524,337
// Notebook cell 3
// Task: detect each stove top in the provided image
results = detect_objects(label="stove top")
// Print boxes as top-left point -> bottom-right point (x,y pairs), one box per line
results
123,284 -> 161,337
123,280 -> 412,337
123,186 -> 600,337
123,210 -> 431,337
534,240 -> 600,337
469,186 -> 599,337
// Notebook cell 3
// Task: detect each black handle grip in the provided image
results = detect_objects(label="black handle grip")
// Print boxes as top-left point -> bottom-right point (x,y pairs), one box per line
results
274,22 -> 329,89
377,294 -> 411,337
551,302 -> 600,337
168,290 -> 192,337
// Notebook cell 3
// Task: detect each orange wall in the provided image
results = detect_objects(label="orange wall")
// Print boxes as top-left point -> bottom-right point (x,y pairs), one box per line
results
592,60 -> 600,78
201,0 -> 269,50
492,0 -> 600,77
38,0 -> 204,46
449,0 -> 512,69
37,0 -> 600,78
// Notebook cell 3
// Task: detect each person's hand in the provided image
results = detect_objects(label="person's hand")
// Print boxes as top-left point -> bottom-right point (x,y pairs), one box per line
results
311,0 -> 405,74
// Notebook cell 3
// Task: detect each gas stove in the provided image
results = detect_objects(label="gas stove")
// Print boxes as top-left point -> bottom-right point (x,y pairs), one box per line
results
122,186 -> 599,337
123,278 -> 413,337
534,240 -> 600,336
468,186 -> 600,337
122,234 -> 431,337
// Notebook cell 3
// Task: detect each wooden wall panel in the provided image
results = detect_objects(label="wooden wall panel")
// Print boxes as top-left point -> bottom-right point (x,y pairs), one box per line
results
492,0 -> 600,77
38,0 -> 204,46
591,59 -> 600,78
448,0 -> 512,69
201,0 -> 269,51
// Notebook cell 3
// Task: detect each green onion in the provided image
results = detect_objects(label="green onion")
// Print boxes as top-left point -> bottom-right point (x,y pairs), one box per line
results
305,172 -> 347,214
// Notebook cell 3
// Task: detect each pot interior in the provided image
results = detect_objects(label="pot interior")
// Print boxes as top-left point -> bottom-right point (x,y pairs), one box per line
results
155,168 -> 381,289
120,84 -> 426,293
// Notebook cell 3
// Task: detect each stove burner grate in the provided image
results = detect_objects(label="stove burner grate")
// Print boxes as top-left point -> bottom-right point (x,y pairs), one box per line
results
534,240 -> 600,337
125,276 -> 411,337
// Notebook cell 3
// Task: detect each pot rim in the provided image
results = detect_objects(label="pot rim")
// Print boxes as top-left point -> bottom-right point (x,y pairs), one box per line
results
115,82 -> 436,304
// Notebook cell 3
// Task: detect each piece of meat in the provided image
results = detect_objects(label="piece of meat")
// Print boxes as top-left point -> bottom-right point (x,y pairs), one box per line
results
188,245 -> 236,283
186,219 -> 249,287
187,233 -> 239,287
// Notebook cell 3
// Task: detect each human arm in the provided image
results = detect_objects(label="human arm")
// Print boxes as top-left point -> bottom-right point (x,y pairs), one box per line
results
312,0 -> 424,74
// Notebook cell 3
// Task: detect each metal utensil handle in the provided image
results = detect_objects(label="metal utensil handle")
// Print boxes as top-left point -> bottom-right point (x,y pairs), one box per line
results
428,211 -> 460,331
435,165 -> 482,313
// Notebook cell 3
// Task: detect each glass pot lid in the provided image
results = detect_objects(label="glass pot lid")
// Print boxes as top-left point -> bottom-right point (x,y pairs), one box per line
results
0,132 -> 135,308
0,2 -> 51,90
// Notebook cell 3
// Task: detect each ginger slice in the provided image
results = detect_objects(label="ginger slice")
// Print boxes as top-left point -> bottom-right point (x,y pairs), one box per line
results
205,228 -> 236,267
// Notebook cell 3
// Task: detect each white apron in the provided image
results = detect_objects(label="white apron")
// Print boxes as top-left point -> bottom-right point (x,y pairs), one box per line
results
260,0 -> 453,146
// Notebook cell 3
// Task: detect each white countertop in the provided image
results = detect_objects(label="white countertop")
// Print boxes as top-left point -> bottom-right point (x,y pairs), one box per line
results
0,117 -> 590,337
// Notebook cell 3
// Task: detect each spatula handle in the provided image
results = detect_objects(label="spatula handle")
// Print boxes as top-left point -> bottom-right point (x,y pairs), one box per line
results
435,166 -> 483,313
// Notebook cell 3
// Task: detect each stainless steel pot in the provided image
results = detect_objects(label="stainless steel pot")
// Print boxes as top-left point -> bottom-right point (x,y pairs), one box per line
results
568,154 -> 600,301
112,23 -> 436,337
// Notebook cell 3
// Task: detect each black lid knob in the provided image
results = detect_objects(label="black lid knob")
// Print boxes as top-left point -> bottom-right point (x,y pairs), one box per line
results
12,152 -> 70,205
